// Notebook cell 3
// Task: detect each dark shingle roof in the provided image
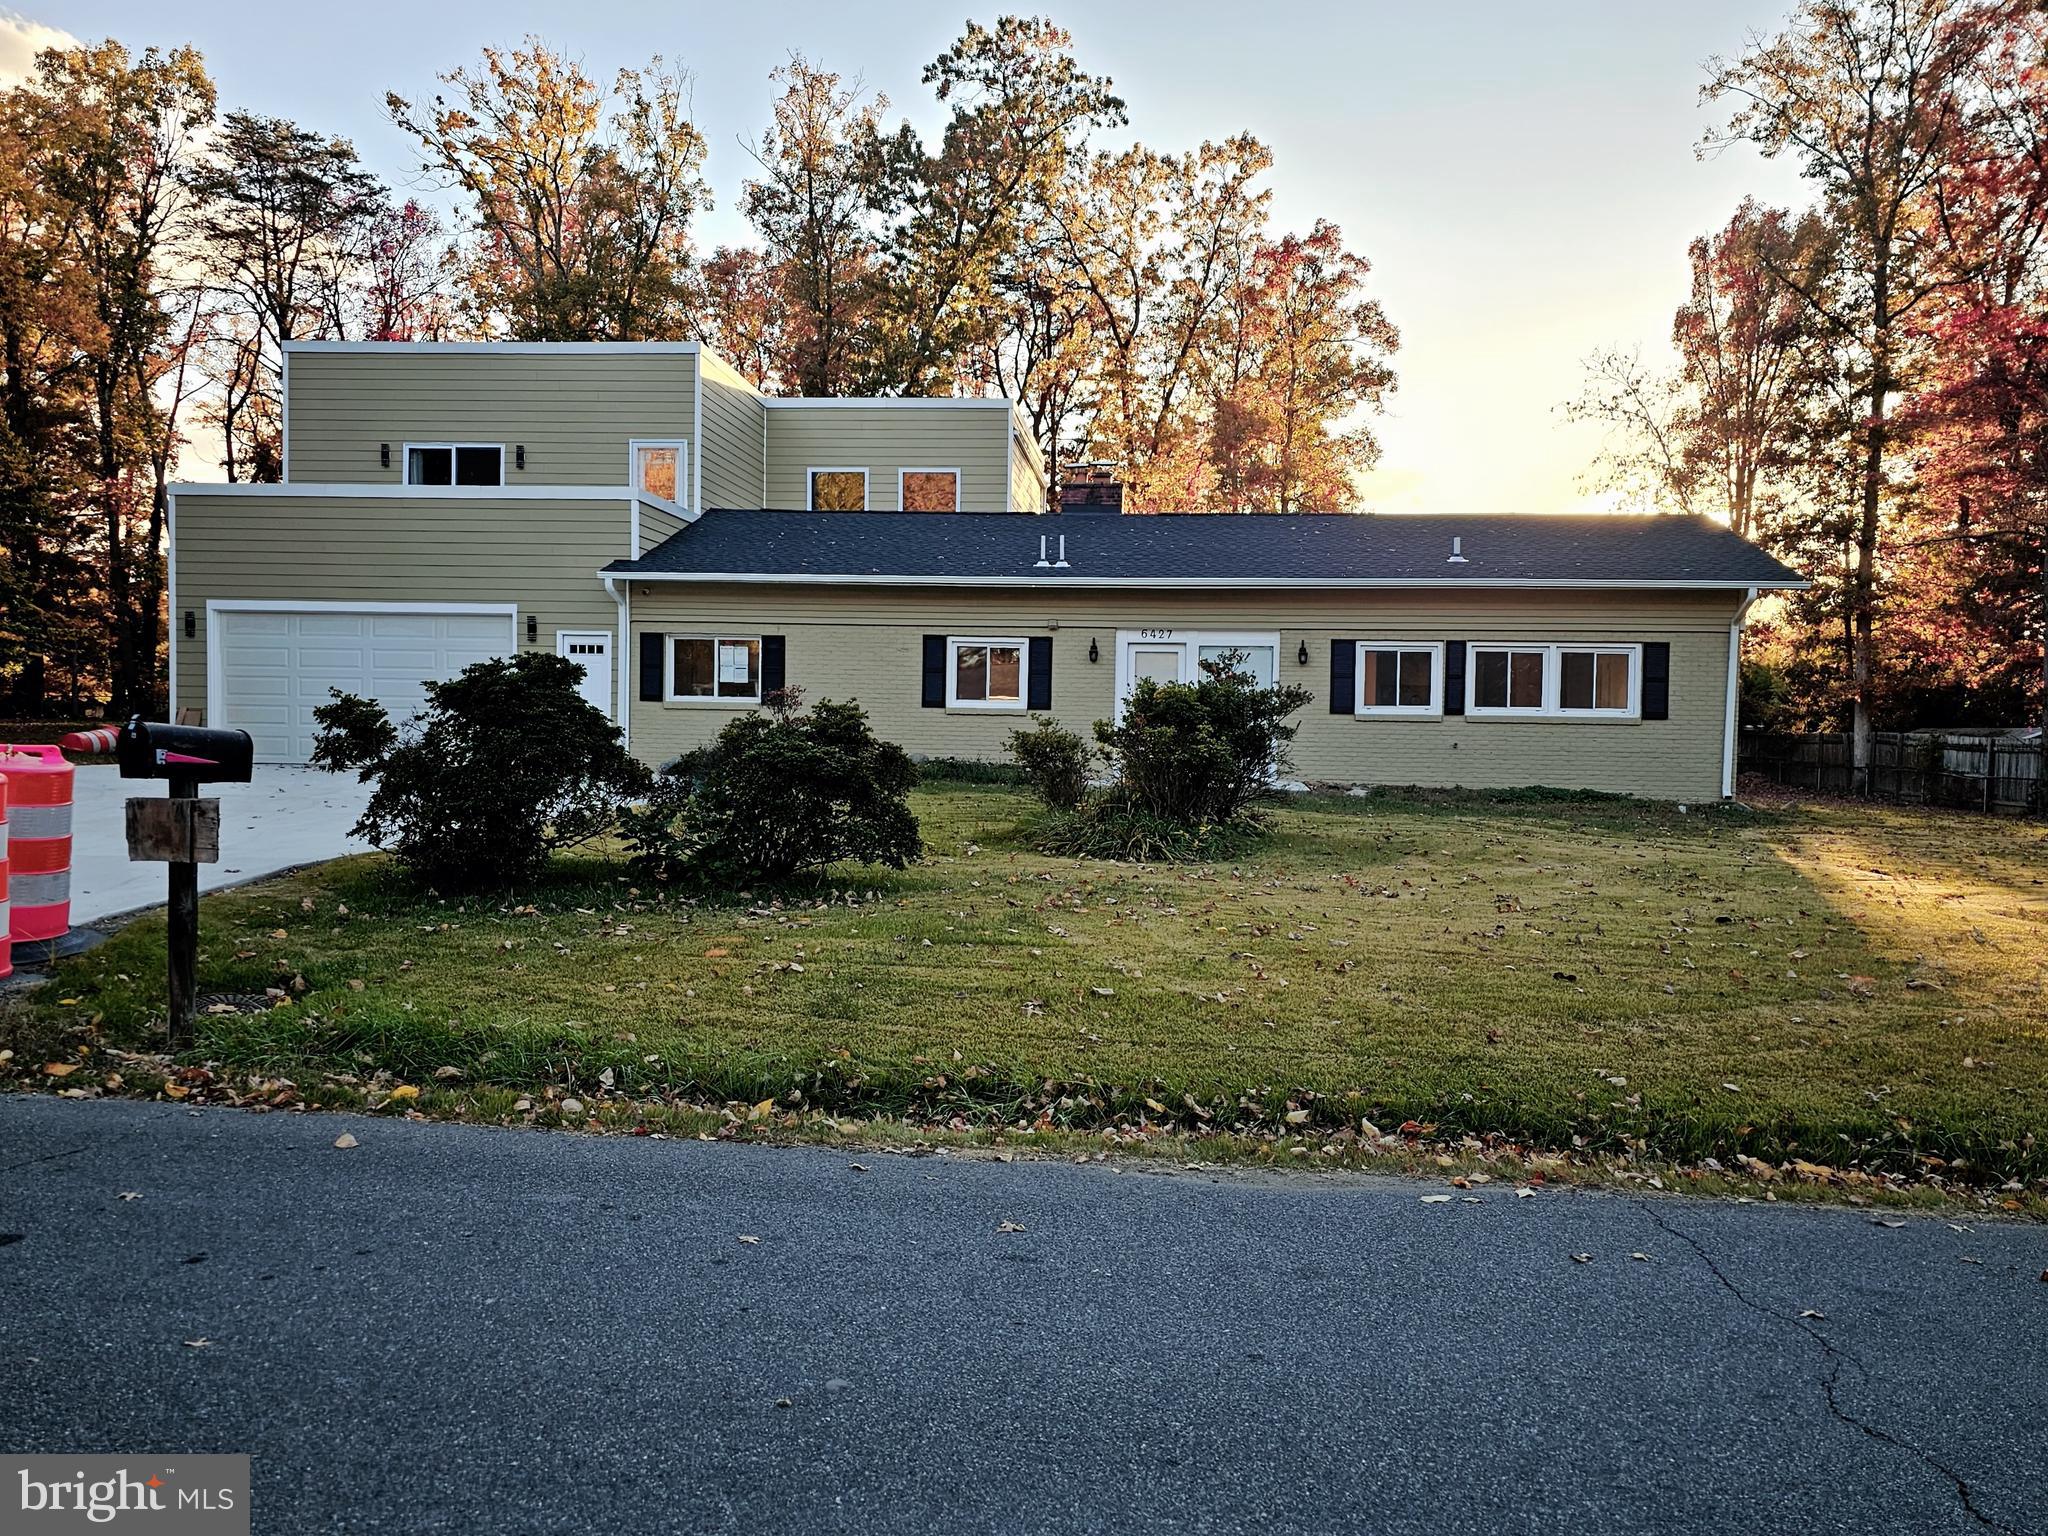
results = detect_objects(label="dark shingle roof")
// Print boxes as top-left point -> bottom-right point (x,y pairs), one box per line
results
606,509 -> 1805,588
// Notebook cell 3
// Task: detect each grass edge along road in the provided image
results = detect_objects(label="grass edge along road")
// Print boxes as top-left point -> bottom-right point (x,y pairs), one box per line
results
3,783 -> 2044,1205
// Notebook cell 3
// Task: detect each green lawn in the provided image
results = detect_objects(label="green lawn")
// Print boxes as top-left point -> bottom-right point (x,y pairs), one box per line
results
6,783 -> 2045,1184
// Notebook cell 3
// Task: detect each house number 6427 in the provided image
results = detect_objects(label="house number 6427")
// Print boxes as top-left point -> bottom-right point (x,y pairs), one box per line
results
1138,628 -> 1175,640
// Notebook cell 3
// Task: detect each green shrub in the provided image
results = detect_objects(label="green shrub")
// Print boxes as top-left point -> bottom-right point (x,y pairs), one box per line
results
1093,651 -> 1313,828
624,689 -> 922,886
311,652 -> 650,891
1006,716 -> 1093,809
915,756 -> 1027,786
1034,795 -> 1270,862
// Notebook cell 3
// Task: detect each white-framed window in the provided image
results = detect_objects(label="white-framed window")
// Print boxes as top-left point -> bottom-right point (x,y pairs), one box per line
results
948,635 -> 1027,709
1467,644 -> 1641,719
899,467 -> 960,511
667,634 -> 762,703
404,443 -> 503,486
809,467 -> 869,511
1557,646 -> 1639,716
1355,642 -> 1443,716
630,440 -> 688,505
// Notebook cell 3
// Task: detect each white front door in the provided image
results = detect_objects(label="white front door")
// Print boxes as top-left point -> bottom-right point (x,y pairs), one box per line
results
557,631 -> 614,716
1115,629 -> 1280,717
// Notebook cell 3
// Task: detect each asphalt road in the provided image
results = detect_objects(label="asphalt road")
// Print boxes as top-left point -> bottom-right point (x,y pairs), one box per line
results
2,1098 -> 2042,1536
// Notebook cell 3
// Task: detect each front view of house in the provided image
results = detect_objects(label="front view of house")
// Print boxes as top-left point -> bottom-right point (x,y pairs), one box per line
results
167,342 -> 1804,801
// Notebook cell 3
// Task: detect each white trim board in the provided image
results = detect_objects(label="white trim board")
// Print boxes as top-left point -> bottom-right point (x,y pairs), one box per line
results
283,340 -> 702,355
168,482 -> 638,500
763,396 -> 1016,410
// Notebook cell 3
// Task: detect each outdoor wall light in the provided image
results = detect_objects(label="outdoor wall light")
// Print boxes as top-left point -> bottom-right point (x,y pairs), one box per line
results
1296,640 -> 1309,666
183,610 -> 195,638
526,615 -> 538,643
379,442 -> 390,469
515,444 -> 526,470
1088,638 -> 1100,664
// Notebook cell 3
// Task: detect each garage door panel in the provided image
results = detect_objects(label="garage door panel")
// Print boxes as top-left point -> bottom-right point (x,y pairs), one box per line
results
216,607 -> 516,763
370,615 -> 439,638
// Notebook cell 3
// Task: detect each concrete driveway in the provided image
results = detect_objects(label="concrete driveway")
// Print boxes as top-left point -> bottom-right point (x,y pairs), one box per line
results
63,764 -> 373,924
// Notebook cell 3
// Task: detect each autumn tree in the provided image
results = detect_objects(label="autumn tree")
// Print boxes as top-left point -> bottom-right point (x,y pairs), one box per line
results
738,57 -> 888,395
388,40 -> 709,340
359,199 -> 459,342
867,17 -> 1124,395
1205,222 -> 1398,511
1704,0 -> 2005,789
7,40 -> 215,713
186,110 -> 388,479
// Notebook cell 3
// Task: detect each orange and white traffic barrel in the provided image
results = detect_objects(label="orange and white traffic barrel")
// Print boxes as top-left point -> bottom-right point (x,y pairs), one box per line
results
0,744 -> 75,946
0,772 -> 11,981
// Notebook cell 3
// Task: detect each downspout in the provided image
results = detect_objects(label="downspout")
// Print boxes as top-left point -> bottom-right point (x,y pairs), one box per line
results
604,575 -> 630,752
1722,586 -> 1759,799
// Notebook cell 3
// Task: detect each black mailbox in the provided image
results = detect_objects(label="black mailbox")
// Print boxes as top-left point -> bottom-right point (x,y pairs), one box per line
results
116,718 -> 255,784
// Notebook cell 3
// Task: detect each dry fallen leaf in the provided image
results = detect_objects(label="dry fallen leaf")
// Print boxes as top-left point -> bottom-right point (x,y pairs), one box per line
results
996,1220 -> 1027,1233
385,1084 -> 419,1103
1871,1218 -> 1907,1229
1800,1309 -> 1826,1320
41,1062 -> 79,1078
1419,1194 -> 1453,1204
1629,1252 -> 1651,1262
332,1133 -> 358,1149
737,1234 -> 761,1245
182,1337 -> 212,1349
1571,1253 -> 1593,1264
116,1191 -> 141,1202
1515,1186 -> 1536,1199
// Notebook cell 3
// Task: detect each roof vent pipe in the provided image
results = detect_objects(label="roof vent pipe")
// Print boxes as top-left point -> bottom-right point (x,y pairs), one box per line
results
1055,534 -> 1070,569
1447,536 -> 1469,565
1034,535 -> 1051,569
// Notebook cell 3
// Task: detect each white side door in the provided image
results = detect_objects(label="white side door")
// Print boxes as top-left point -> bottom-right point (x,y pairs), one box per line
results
1114,629 -> 1280,719
556,631 -> 614,717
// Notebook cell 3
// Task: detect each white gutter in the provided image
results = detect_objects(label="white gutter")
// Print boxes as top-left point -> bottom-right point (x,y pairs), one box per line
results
599,570 -> 1808,593
1722,586 -> 1760,799
603,575 -> 630,749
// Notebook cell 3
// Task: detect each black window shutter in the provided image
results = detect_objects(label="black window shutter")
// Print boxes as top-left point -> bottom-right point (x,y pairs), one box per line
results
1642,642 -> 1671,720
1443,641 -> 1467,715
760,635 -> 786,696
1329,640 -> 1355,714
639,631 -> 664,702
921,635 -> 947,708
1026,636 -> 1053,711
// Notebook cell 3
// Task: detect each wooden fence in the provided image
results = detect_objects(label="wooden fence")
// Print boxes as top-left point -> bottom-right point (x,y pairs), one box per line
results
1738,730 -> 2043,814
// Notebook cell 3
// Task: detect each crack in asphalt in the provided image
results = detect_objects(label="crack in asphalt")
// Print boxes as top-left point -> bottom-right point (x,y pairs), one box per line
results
1644,1205 -> 2030,1536
0,1144 -> 89,1176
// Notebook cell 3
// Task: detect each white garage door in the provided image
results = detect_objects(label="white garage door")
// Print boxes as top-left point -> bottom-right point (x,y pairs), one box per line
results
215,607 -> 517,763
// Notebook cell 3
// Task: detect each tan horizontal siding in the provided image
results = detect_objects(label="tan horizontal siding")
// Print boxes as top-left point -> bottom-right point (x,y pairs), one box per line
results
624,584 -> 1739,800
698,350 -> 766,509
1011,425 -> 1046,510
172,491 -> 628,721
285,351 -> 696,486
639,503 -> 689,554
764,406 -> 1012,511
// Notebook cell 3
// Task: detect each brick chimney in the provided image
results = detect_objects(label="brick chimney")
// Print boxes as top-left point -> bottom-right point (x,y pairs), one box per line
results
1059,462 -> 1123,515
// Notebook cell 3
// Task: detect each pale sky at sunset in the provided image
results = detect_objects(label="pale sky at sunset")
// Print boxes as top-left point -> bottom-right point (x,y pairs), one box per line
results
7,0 -> 1813,515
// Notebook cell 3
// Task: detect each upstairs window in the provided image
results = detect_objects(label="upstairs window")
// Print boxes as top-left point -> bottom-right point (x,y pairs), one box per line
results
900,469 -> 960,511
810,468 -> 868,511
632,440 -> 687,504
405,443 -> 502,486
